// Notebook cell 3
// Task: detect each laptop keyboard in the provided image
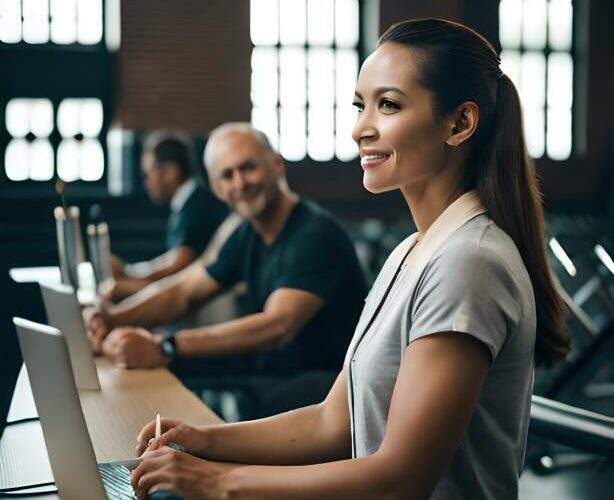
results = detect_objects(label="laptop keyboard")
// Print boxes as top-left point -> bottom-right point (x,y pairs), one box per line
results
98,462 -> 137,500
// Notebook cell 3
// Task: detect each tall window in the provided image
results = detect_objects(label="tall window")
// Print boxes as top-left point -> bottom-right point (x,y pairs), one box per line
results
1,1 -> 115,185
4,98 -> 105,182
0,0 -> 103,45
250,0 -> 359,162
499,0 -> 573,160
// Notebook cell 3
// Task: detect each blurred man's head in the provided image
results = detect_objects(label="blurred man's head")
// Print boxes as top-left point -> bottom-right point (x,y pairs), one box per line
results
204,123 -> 287,219
141,131 -> 196,203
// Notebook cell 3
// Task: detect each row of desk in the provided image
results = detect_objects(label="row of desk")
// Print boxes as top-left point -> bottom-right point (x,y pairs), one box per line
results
1,267 -> 222,499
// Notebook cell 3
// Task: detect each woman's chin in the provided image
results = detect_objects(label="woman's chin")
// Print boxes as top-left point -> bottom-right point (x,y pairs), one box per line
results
363,175 -> 396,194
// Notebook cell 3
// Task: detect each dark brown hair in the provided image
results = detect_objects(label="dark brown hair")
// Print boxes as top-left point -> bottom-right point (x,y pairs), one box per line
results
143,130 -> 196,181
379,18 -> 570,366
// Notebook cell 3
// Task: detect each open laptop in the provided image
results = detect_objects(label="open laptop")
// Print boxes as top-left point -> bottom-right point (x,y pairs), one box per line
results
13,317 -> 137,500
39,282 -> 101,390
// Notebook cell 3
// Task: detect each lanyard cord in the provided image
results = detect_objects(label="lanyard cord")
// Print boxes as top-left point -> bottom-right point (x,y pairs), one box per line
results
349,244 -> 412,454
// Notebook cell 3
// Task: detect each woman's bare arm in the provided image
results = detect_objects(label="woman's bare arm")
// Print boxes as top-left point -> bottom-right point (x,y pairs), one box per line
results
218,332 -> 491,499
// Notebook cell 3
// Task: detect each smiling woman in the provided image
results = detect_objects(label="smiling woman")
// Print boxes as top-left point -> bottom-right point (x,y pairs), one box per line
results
130,19 -> 570,500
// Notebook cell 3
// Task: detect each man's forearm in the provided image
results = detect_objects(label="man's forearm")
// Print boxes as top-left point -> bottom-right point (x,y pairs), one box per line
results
201,404 -> 350,466
108,276 -> 192,328
175,312 -> 293,357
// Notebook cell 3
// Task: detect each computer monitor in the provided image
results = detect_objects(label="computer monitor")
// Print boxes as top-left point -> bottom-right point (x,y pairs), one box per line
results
0,327 -> 21,439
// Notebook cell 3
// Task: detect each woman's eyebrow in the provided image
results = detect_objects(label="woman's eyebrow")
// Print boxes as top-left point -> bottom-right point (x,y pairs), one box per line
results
354,87 -> 407,100
374,86 -> 406,97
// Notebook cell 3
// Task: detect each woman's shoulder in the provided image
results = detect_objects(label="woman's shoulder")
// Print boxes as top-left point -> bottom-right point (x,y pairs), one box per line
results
429,215 -> 530,289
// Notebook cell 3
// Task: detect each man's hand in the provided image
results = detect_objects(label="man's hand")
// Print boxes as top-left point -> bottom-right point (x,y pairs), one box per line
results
102,327 -> 166,369
83,306 -> 112,354
100,277 -> 148,303
131,447 -> 238,500
135,418 -> 209,457
110,254 -> 126,279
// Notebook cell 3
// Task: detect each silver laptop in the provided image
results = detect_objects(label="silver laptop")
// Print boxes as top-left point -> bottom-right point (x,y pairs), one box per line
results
39,282 -> 101,390
13,318 -> 136,500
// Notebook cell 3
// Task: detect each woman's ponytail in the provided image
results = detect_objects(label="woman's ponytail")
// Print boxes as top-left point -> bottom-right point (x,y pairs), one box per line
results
477,75 -> 570,366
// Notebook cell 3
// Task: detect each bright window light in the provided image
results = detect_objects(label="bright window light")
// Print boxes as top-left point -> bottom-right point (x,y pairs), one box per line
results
307,107 -> 334,161
22,0 -> 49,44
251,107 -> 279,150
279,47 -> 306,107
520,52 -> 546,109
522,0 -> 547,49
498,0 -> 522,49
50,0 -> 77,44
6,99 -> 30,138
279,107 -> 306,161
250,0 -> 278,46
77,0 -> 102,44
29,139 -> 54,181
548,0 -> 573,51
30,99 -> 54,137
335,105 -> 358,161
335,0 -> 359,48
547,53 -> 573,111
58,99 -> 81,138
524,108 -> 545,158
57,139 -> 80,181
251,0 -> 359,162
335,49 -> 359,109
251,48 -> 278,107
546,108 -> 571,160
80,139 -> 104,180
5,139 -> 30,181
80,99 -> 104,137
279,0 -> 306,45
500,50 -> 521,89
499,0 -> 574,161
0,0 -> 22,43
308,48 -> 335,107
307,0 -> 334,46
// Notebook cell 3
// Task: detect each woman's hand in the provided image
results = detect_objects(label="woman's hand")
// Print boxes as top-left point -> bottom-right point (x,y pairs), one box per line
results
131,447 -> 237,500
135,418 -> 209,457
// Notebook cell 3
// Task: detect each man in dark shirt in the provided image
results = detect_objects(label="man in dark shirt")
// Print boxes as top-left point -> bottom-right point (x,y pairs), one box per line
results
108,131 -> 228,301
87,123 -> 367,407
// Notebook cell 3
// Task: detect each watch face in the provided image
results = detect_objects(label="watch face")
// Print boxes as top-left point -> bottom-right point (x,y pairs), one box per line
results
161,340 -> 175,359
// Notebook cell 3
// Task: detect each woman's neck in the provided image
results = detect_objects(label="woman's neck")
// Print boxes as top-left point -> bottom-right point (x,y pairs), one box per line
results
400,182 -> 466,236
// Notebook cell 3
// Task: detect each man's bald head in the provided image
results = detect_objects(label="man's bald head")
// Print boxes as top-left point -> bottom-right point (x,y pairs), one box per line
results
203,123 -> 288,219
204,123 -> 273,175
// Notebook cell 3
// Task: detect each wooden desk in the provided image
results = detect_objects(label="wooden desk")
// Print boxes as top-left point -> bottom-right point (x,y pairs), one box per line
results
1,357 -> 222,498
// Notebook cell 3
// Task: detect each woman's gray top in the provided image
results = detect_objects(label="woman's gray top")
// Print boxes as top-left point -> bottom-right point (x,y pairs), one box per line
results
345,196 -> 536,500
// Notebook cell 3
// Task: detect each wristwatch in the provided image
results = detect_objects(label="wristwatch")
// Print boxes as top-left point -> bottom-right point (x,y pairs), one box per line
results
159,335 -> 177,363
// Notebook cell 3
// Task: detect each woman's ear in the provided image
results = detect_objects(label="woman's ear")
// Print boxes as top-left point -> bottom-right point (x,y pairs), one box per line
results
445,102 -> 479,147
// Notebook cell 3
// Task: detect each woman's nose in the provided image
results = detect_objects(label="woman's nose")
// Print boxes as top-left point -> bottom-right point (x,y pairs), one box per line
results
352,110 -> 378,146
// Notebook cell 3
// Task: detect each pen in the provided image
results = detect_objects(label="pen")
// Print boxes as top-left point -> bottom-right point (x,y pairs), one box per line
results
155,412 -> 161,440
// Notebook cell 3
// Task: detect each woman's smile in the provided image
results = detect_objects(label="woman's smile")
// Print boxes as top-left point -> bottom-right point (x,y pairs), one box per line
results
360,150 -> 392,170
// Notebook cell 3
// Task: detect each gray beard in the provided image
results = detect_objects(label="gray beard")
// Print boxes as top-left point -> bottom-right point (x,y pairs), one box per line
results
233,192 -> 268,218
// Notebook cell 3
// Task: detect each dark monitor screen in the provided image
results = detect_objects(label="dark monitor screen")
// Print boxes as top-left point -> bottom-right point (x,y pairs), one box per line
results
0,326 -> 21,439
1,279 -> 44,440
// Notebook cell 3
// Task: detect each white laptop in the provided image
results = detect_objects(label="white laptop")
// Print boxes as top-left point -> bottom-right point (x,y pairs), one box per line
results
13,318 -> 137,500
39,282 -> 101,391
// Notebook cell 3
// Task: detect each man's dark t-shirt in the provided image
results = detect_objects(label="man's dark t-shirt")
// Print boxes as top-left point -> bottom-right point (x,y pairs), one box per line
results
206,199 -> 367,374
166,183 -> 229,255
